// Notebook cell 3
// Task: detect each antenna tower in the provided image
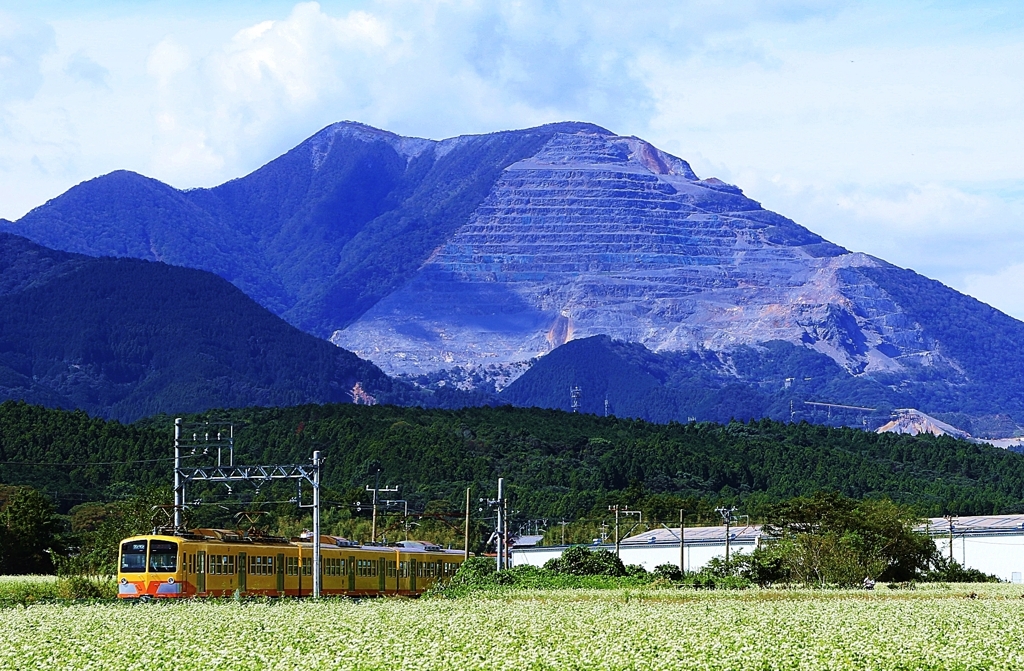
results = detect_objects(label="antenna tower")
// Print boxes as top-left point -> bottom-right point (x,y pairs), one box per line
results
570,386 -> 581,413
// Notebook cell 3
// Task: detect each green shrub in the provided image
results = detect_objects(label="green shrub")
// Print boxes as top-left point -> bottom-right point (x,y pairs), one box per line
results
624,564 -> 648,578
55,576 -> 116,600
920,557 -> 1000,583
653,564 -> 683,581
544,546 -> 625,577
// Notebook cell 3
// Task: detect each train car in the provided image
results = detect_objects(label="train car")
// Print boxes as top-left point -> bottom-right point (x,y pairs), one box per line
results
117,529 -> 467,599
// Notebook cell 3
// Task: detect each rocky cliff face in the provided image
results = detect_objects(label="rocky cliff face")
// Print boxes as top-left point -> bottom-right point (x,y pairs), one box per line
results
330,128 -> 938,386
8,121 -> 1024,427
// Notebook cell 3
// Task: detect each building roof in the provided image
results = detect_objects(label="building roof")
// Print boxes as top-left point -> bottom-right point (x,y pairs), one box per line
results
512,535 -> 545,548
623,524 -> 763,545
621,514 -> 1024,545
920,515 -> 1024,535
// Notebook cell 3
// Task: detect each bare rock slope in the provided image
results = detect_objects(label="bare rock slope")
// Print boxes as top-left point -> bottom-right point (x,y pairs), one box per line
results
332,128 -> 938,386
8,121 -> 1024,428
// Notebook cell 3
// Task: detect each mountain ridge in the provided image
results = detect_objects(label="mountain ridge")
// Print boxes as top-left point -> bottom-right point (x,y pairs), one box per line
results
7,121 -> 1024,432
0,233 -> 401,422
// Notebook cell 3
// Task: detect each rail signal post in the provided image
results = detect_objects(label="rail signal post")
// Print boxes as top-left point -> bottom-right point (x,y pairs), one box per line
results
171,418 -> 325,597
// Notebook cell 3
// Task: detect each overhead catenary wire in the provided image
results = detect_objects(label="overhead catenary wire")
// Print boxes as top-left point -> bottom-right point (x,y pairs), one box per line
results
0,453 -> 200,467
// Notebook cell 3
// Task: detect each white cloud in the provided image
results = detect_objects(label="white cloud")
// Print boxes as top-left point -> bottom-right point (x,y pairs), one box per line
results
963,263 -> 1024,321
0,13 -> 55,103
1,0 -> 1024,317
64,51 -> 108,88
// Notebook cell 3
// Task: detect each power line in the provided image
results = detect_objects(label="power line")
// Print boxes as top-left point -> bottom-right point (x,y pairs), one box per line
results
0,454 -> 198,467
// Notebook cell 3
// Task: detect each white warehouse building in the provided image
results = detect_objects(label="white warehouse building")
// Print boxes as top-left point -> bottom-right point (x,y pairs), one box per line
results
511,514 -> 1024,583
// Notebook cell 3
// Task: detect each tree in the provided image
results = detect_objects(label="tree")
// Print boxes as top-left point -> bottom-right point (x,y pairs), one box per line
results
0,486 -> 61,574
760,492 -> 935,585
61,488 -> 170,576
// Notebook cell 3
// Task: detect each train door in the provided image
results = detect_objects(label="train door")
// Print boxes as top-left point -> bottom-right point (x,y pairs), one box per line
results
277,553 -> 285,595
197,551 -> 206,594
378,558 -> 385,593
410,558 -> 417,592
348,555 -> 356,592
238,552 -> 247,594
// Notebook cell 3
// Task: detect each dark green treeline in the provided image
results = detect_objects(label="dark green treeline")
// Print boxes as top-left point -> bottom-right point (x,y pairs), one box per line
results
2,400 -> 1024,520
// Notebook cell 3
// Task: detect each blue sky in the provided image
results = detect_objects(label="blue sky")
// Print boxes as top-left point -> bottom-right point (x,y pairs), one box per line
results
2,0 -> 1024,317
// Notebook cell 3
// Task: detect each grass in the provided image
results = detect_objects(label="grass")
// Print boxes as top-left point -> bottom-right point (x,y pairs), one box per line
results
0,574 -> 116,604
1,585 -> 1023,669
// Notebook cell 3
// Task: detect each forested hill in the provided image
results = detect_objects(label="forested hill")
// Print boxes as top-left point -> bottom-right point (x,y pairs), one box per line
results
3,401 -> 1024,520
0,233 -> 401,422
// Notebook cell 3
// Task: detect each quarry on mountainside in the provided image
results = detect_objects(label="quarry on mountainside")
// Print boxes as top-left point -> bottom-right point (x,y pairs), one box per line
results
7,121 -> 1024,432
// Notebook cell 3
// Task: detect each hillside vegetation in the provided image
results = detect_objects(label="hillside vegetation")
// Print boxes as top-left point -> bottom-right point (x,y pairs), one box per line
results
0,234 -> 497,422
2,401 -> 1024,522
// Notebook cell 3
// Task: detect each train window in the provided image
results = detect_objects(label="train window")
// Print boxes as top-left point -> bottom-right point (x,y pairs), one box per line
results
286,556 -> 298,576
400,561 -> 409,578
148,541 -> 178,572
208,555 -> 233,575
387,561 -> 396,578
120,541 -> 147,572
249,556 -> 273,576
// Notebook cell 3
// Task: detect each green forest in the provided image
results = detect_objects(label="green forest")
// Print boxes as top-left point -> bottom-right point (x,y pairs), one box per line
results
4,399 -> 1024,517
4,399 -> 1024,572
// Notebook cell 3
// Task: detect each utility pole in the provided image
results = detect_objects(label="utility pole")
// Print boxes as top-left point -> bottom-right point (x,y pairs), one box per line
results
503,492 -> 510,569
716,506 -> 737,564
484,478 -> 508,570
944,514 -> 958,563
464,487 -> 471,561
173,418 -> 183,531
560,520 -> 567,546
312,450 -> 321,599
679,509 -> 686,573
366,468 -> 398,544
497,478 -> 505,570
608,505 -> 642,558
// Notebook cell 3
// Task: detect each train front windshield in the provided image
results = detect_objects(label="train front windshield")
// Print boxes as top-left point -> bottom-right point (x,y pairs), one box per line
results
148,541 -> 178,572
120,540 -> 147,572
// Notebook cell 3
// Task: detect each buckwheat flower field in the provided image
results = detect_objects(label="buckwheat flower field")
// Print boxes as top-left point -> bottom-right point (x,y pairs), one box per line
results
2,586 -> 1023,670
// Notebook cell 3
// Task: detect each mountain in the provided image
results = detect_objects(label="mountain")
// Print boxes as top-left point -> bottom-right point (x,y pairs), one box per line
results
498,335 -> 898,426
0,233 -> 397,422
7,122 -> 1024,432
10,122 -> 598,336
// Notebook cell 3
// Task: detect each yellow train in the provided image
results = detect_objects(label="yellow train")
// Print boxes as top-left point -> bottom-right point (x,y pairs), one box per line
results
117,529 -> 467,599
